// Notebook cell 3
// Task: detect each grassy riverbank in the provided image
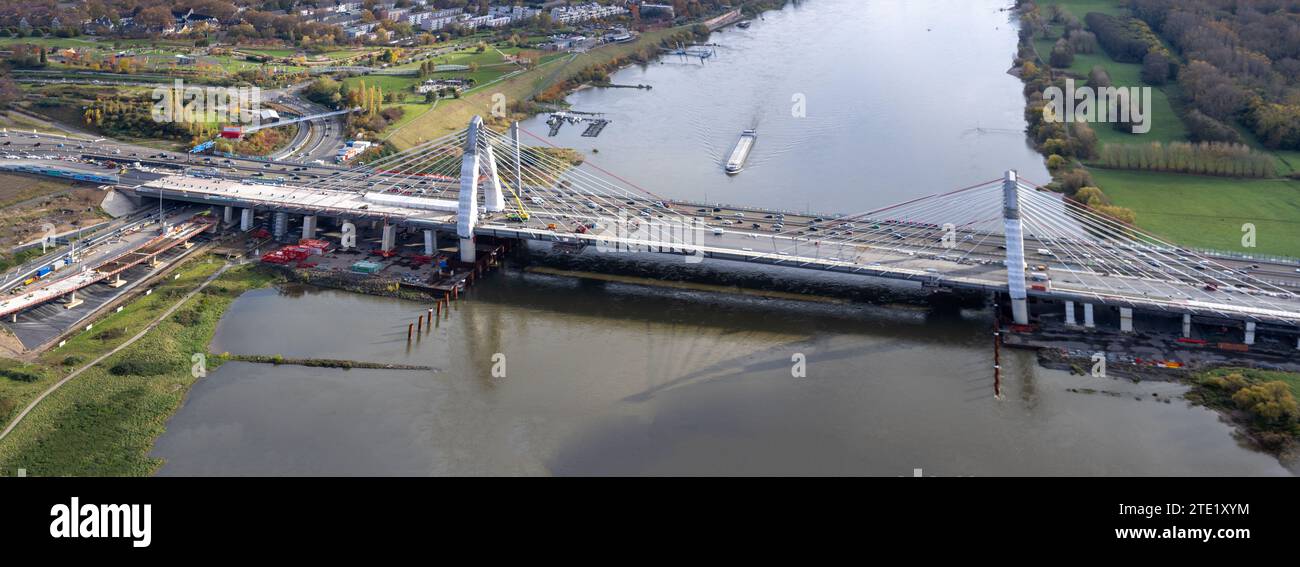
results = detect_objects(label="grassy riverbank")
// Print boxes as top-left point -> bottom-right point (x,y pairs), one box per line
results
0,259 -> 279,476
1186,368 -> 1300,460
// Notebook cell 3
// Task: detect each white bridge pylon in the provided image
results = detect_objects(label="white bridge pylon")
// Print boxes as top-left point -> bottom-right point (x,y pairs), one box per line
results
457,116 -> 507,262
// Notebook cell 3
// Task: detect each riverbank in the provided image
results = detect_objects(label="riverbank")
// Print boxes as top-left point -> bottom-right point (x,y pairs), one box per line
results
384,0 -> 800,149
1187,368 -> 1300,468
0,258 -> 279,476
387,24 -> 710,148
1037,345 -> 1299,468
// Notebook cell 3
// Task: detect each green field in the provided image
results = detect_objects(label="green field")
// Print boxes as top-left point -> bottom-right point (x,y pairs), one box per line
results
1026,0 -> 1300,257
378,103 -> 434,138
1034,0 -> 1129,17
240,48 -> 297,58
0,259 -> 279,476
0,36 -> 103,49
320,49 -> 376,60
343,74 -> 425,104
1090,169 -> 1300,257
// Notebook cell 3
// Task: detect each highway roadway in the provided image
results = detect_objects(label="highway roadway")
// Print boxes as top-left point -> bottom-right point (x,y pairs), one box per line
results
266,86 -> 347,164
0,209 -> 207,318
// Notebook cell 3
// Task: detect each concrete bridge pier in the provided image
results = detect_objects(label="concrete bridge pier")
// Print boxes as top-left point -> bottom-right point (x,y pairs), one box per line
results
1245,322 -> 1257,345
1083,303 -> 1095,328
223,205 -> 233,225
1182,314 -> 1192,338
459,237 -> 476,263
64,291 -> 82,309
424,230 -> 437,255
301,215 -> 318,240
381,223 -> 397,252
240,208 -> 254,232
1119,307 -> 1134,333
1064,300 -> 1077,326
273,212 -> 289,239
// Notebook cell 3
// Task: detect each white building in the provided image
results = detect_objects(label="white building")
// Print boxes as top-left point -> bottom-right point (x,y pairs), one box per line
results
490,5 -> 541,21
550,3 -> 628,25
417,8 -> 466,31
467,15 -> 511,29
420,15 -> 460,32
344,22 -> 378,38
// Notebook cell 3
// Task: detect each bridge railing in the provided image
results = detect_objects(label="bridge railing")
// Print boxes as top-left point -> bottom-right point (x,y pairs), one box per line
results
664,197 -> 844,220
1186,247 -> 1300,266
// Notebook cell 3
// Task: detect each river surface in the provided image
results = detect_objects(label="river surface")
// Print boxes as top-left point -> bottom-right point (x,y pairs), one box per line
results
152,276 -> 1286,475
151,0 -> 1290,475
519,0 -> 1049,212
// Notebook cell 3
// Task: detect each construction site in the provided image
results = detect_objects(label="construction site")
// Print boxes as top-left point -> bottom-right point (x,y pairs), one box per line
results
231,212 -> 514,301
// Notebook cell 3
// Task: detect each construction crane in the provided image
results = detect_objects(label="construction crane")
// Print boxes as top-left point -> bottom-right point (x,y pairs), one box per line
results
499,178 -> 531,222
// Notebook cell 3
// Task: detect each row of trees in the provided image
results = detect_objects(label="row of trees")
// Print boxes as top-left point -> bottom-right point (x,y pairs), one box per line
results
1016,2 -> 1136,225
1055,169 -> 1137,224
1097,142 -> 1276,178
1128,0 -> 1300,151
1084,12 -> 1168,64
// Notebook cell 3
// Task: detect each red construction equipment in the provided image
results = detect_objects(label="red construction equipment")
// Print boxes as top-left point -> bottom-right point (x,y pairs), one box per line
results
299,238 -> 332,255
261,245 -> 313,264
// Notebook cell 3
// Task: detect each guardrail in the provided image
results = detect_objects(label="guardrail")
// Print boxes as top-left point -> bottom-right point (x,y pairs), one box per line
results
1186,247 -> 1300,266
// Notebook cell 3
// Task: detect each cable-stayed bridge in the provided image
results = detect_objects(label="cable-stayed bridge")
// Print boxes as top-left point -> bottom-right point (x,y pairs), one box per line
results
128,117 -> 1300,345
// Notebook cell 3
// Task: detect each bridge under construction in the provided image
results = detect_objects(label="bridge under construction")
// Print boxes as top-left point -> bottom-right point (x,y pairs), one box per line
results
12,116 -> 1297,355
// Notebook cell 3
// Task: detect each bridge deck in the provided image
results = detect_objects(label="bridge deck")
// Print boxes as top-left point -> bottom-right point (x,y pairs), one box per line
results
129,174 -> 1300,327
0,219 -> 212,318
